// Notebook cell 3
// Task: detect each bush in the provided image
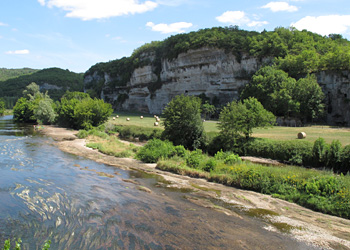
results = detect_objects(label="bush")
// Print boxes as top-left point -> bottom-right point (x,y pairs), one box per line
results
224,153 -> 242,165
136,139 -> 175,163
327,140 -> 342,171
115,125 -> 162,141
313,138 -> 329,167
341,145 -> 350,173
202,158 -> 217,172
245,138 -> 313,165
56,92 -> 113,129
186,149 -> 205,168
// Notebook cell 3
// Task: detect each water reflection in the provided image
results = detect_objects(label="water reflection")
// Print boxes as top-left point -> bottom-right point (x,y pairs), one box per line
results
0,116 -> 316,249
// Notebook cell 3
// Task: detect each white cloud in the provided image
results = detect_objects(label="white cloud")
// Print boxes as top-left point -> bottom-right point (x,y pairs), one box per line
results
38,0 -> 46,6
40,0 -> 158,20
216,11 -> 268,27
146,21 -> 193,34
262,2 -> 298,12
292,15 -> 350,36
216,11 -> 249,25
247,21 -> 269,27
0,22 -> 8,26
5,50 -> 30,55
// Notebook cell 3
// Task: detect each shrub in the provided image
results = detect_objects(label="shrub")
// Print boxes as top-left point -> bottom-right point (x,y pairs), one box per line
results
327,140 -> 342,171
136,139 -> 175,163
173,145 -> 189,158
341,145 -> 350,173
224,153 -> 242,165
116,125 -> 162,141
245,138 -> 313,165
202,158 -> 217,172
313,138 -> 329,167
186,149 -> 204,168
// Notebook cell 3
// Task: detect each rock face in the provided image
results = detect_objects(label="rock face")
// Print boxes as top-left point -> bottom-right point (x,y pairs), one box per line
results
317,71 -> 350,126
84,47 -> 350,126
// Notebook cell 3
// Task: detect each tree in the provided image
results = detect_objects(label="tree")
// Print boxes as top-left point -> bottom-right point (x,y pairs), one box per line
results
202,102 -> 216,119
56,92 -> 113,129
218,97 -> 275,140
162,95 -> 205,150
34,97 -> 57,124
13,82 -> 57,124
241,66 -> 298,117
22,82 -> 41,100
294,74 -> 325,122
13,97 -> 37,123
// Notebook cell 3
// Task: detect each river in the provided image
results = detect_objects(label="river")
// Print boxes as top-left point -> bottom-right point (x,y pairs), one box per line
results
0,115 -> 319,249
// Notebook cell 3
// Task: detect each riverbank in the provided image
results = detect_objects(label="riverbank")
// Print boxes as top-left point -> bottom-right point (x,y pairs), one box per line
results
41,125 -> 350,250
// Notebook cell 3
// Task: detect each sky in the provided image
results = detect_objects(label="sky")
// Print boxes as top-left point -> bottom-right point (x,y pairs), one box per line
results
1,0 -> 350,73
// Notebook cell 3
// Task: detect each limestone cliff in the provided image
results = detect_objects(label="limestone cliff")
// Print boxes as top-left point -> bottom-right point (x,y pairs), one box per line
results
84,47 -> 350,126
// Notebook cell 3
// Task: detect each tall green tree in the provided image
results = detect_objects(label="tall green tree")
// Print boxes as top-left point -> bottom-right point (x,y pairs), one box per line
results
241,66 -> 298,117
162,95 -> 205,150
218,97 -> 275,140
294,74 -> 325,122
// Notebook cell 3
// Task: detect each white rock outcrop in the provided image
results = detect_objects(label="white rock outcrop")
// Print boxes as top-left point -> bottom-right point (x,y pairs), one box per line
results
84,47 -> 350,126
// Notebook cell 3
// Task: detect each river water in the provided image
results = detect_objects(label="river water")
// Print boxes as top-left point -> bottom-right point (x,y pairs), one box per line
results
0,115 -> 318,250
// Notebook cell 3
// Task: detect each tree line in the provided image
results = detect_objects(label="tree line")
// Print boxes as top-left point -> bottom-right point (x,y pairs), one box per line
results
13,82 -> 112,129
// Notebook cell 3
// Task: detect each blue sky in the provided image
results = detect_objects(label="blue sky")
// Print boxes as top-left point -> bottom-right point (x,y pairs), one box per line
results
1,0 -> 350,73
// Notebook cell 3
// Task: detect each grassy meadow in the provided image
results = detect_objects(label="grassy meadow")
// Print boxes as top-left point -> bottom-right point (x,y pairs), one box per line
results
109,111 -> 350,146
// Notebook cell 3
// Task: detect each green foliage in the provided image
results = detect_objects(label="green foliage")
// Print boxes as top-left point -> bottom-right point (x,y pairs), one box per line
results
13,97 -> 37,123
157,157 -> 350,219
13,83 -> 57,124
162,95 -> 205,150
85,27 -> 350,97
201,102 -> 216,119
313,138 -> 329,167
223,153 -> 242,165
294,75 -> 325,122
34,98 -> 57,124
0,99 -> 5,116
1,239 -> 50,250
241,66 -> 298,117
0,68 -> 83,104
136,139 -> 176,163
341,145 -> 350,173
186,149 -> 205,168
218,97 -> 275,143
56,92 -> 113,129
241,66 -> 325,122
0,68 -> 39,81
245,138 -> 314,166
327,140 -> 342,171
114,125 -> 162,141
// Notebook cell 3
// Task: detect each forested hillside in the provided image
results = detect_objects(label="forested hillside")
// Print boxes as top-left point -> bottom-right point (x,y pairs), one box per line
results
0,68 -> 84,107
0,68 -> 39,81
86,26 -> 350,85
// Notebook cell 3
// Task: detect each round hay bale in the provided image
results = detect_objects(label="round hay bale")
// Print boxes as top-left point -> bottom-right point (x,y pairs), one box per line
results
140,116 -> 143,119
154,115 -> 157,118
126,118 -> 130,121
116,115 -> 119,118
156,118 -> 160,122
112,117 -> 116,120
154,122 -> 159,126
297,132 -> 306,139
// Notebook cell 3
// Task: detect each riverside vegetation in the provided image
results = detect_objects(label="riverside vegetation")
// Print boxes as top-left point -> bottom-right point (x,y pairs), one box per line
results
76,96 -> 350,220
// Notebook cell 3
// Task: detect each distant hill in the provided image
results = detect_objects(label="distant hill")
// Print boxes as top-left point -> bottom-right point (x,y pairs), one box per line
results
0,67 -> 84,107
0,68 -> 39,81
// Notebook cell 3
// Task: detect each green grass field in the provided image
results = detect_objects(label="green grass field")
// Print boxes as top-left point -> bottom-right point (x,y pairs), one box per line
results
109,111 -> 350,146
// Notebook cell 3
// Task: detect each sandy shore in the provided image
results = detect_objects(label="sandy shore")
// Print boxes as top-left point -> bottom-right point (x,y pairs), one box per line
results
40,125 -> 350,250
